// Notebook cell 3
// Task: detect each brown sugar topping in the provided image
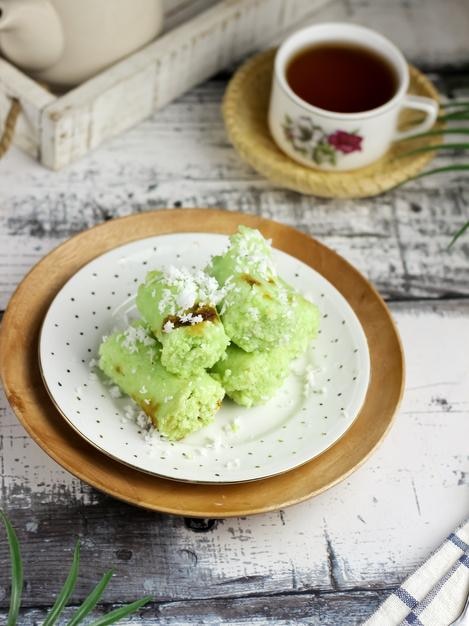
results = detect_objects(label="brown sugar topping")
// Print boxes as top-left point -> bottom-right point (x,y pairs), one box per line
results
163,304 -> 218,329
240,273 -> 261,286
138,398 -> 159,424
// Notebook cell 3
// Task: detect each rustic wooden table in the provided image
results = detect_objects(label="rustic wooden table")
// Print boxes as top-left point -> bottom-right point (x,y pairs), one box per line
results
0,1 -> 468,624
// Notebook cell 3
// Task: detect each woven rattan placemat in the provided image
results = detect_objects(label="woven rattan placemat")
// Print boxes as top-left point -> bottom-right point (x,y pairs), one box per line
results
223,49 -> 442,199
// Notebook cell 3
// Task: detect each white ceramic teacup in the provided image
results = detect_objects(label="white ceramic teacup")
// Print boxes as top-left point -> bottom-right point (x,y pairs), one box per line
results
268,23 -> 439,171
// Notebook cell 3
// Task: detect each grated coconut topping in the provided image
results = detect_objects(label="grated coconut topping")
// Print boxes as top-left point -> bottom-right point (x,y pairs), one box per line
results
149,266 -> 231,331
120,324 -> 156,353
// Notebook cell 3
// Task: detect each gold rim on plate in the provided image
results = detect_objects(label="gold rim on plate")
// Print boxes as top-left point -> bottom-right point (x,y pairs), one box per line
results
223,49 -> 443,199
0,209 -> 405,517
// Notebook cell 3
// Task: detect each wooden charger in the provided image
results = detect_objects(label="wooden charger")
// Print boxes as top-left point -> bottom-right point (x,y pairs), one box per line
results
0,210 -> 404,517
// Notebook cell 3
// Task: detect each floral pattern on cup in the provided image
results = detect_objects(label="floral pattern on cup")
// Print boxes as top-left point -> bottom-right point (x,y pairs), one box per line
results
282,114 -> 363,166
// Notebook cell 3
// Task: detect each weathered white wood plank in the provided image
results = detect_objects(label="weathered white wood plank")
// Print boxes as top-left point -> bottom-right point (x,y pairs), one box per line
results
163,0 -> 220,33
309,0 -> 469,68
1,301 -> 467,607
1,74 -> 468,308
0,590 -> 389,626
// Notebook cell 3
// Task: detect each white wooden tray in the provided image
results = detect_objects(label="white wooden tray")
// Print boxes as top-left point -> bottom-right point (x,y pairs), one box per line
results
0,0 -> 332,170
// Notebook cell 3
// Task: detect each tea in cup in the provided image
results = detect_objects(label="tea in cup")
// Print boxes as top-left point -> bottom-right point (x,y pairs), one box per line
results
268,23 -> 439,171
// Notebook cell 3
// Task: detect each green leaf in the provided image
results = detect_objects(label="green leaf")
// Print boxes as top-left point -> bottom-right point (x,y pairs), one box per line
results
312,145 -> 324,164
391,164 -> 469,190
43,541 -> 80,626
398,128 -> 469,141
0,510 -> 23,626
410,164 -> 469,179
66,570 -> 114,626
438,110 -> 469,122
398,142 -> 469,158
441,100 -> 469,109
448,220 -> 469,248
298,126 -> 313,141
86,596 -> 152,626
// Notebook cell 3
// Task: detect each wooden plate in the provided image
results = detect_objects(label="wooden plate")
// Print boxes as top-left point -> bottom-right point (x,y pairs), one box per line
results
0,209 -> 404,517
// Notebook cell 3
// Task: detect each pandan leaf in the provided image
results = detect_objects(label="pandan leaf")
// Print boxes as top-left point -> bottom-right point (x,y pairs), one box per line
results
43,542 -> 80,626
448,220 -> 469,249
410,164 -> 469,179
438,110 -> 469,122
398,142 -> 469,158
0,510 -> 23,626
441,100 -> 469,109
66,571 -> 114,626
393,98 -> 469,245
399,128 -> 469,141
392,164 -> 469,192
86,597 -> 152,626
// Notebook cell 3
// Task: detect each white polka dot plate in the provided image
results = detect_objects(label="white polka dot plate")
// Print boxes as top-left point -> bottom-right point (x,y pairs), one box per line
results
39,233 -> 370,484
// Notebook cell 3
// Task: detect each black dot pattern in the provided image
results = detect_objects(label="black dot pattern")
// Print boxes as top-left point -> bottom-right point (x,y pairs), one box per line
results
40,233 -> 369,483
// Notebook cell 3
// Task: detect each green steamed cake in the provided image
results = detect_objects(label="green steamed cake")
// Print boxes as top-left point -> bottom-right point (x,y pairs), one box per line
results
211,344 -> 293,407
99,323 -> 225,440
136,267 -> 230,376
208,225 -> 277,284
100,225 -> 321,433
206,226 -> 302,352
211,292 -> 320,407
284,287 -> 321,358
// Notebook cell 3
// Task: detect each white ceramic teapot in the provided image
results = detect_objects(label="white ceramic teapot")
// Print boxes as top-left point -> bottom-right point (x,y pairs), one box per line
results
0,0 -> 164,87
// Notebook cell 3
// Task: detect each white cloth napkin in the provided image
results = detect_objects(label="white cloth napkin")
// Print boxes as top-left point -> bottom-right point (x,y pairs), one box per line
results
364,518 -> 469,626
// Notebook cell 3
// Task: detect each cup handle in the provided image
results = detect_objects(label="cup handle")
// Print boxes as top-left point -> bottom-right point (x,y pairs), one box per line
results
393,95 -> 439,141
